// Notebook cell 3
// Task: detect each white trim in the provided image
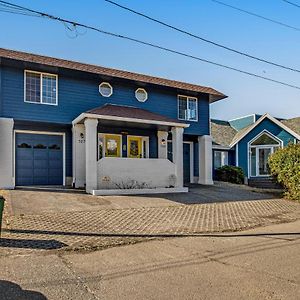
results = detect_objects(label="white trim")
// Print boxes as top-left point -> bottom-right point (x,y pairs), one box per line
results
99,82 -> 113,97
247,130 -> 283,178
72,113 -> 190,128
230,113 -> 300,147
14,130 -> 66,186
135,88 -> 148,102
212,145 -> 231,150
92,187 -> 189,196
228,114 -> 256,123
24,70 -> 58,106
177,94 -> 198,122
103,133 -> 123,158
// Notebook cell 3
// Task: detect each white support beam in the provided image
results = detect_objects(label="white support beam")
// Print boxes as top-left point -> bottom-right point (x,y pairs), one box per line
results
157,131 -> 168,159
198,135 -> 213,185
84,118 -> 98,193
171,127 -> 184,187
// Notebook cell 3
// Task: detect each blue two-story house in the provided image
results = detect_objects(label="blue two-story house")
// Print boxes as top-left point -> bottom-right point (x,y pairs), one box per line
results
0,48 -> 226,194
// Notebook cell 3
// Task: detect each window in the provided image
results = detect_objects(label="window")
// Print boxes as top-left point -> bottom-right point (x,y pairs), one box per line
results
135,88 -> 148,102
25,71 -> 58,105
178,95 -> 198,121
214,151 -> 228,169
99,82 -> 113,97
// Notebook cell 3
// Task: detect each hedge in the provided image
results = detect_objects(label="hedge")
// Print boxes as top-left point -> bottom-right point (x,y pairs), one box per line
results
268,143 -> 300,201
215,165 -> 244,184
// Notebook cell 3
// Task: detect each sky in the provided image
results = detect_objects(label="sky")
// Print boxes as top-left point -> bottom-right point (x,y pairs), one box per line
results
0,0 -> 300,120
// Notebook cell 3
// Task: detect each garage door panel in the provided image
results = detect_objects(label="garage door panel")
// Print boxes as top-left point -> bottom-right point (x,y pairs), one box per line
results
16,133 -> 63,186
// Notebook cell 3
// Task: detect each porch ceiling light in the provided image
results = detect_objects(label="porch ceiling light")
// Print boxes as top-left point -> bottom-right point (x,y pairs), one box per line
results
135,88 -> 148,102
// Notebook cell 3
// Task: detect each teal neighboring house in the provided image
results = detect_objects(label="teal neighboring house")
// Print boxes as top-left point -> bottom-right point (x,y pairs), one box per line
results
211,114 -> 300,184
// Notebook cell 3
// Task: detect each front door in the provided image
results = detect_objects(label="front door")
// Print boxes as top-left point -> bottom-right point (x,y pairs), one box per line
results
105,134 -> 121,157
183,143 -> 191,183
128,136 -> 142,158
258,147 -> 272,176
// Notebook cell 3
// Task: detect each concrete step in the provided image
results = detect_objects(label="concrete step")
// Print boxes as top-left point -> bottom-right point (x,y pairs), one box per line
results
248,177 -> 282,189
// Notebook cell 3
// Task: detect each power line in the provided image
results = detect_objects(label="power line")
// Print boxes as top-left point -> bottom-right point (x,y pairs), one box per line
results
211,0 -> 300,32
1,1 -> 300,91
103,0 -> 300,74
282,0 -> 300,8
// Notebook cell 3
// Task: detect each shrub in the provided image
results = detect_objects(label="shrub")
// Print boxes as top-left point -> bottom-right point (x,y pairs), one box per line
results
268,143 -> 300,201
215,165 -> 244,184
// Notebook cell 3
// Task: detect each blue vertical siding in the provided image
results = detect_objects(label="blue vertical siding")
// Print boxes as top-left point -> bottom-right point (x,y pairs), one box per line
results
237,118 -> 296,177
1,65 -> 210,136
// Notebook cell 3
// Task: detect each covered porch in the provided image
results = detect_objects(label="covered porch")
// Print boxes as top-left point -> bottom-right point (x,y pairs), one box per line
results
72,104 -> 212,195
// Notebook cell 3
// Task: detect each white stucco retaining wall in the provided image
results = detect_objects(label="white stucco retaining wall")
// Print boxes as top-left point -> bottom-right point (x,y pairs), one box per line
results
97,158 -> 177,189
0,118 -> 14,189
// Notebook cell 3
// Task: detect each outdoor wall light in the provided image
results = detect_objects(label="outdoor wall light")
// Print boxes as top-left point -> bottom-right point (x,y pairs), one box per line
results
80,133 -> 84,139
161,139 -> 166,146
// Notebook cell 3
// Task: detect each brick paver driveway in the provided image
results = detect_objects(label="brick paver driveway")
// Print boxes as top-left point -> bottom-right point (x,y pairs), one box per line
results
1,183 -> 300,254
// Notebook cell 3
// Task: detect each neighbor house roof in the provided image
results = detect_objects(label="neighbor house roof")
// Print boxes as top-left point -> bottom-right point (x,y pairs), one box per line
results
0,48 -> 227,103
210,119 -> 237,147
73,104 -> 190,128
211,113 -> 300,149
282,117 -> 300,136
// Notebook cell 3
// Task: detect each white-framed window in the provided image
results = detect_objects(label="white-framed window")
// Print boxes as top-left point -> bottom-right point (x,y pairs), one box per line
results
135,88 -> 148,102
214,151 -> 228,169
178,95 -> 198,121
99,82 -> 113,97
24,70 -> 58,105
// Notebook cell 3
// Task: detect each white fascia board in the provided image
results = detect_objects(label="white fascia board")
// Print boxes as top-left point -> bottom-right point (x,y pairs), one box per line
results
229,113 -> 300,148
73,113 -> 190,128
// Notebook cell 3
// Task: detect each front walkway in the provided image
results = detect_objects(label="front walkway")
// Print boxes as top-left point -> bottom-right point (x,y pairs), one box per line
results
1,183 -> 299,254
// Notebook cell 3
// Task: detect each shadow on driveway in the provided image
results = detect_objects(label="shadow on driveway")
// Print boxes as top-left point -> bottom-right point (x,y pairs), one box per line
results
0,280 -> 47,299
145,182 -> 281,205
0,238 -> 67,250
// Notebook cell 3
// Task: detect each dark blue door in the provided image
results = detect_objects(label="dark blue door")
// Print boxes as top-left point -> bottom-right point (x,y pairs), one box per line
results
16,133 -> 63,186
183,143 -> 190,183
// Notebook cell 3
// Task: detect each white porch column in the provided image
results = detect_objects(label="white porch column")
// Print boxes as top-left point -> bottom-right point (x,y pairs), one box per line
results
157,130 -> 168,159
72,123 -> 86,188
171,127 -> 184,187
0,118 -> 14,189
198,135 -> 213,185
84,118 -> 98,193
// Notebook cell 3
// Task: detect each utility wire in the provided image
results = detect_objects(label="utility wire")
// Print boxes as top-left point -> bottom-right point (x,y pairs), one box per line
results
211,0 -> 300,32
1,1 -> 300,91
281,0 -> 300,8
103,0 -> 300,74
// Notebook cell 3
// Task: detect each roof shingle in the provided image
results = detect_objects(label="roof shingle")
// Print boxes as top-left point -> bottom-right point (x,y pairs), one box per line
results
0,48 -> 226,102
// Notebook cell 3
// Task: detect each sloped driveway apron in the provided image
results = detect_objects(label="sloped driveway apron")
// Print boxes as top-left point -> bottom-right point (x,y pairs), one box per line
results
1,198 -> 300,254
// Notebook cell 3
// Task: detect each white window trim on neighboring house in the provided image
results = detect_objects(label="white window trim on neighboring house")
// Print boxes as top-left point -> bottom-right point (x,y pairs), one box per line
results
13,130 -> 66,186
214,150 -> 229,169
177,95 -> 198,122
24,70 -> 58,106
247,130 -> 283,178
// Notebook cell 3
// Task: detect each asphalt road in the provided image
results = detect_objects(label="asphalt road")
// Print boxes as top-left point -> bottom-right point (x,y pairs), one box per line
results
1,220 -> 300,300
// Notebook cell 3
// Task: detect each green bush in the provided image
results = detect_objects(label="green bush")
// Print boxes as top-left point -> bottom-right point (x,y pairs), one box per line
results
268,144 -> 300,201
215,165 -> 244,184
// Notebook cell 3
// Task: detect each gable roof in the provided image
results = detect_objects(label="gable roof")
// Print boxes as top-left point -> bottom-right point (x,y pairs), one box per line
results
0,48 -> 227,103
229,113 -> 300,147
73,104 -> 189,128
210,119 -> 237,147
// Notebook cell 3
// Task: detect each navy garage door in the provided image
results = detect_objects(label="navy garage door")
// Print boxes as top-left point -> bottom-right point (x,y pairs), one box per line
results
16,133 -> 63,186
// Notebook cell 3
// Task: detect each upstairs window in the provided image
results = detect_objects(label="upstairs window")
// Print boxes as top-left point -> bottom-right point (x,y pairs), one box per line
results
178,95 -> 198,121
99,82 -> 113,97
135,88 -> 148,102
25,71 -> 58,105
